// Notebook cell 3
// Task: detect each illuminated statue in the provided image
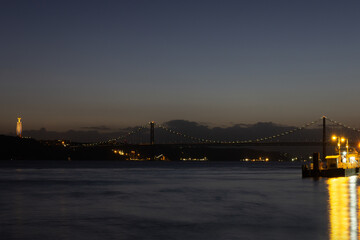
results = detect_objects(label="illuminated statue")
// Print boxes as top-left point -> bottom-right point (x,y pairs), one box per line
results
16,118 -> 22,138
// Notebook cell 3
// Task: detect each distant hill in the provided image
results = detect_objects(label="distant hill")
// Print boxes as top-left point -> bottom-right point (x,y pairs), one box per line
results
0,135 -> 291,162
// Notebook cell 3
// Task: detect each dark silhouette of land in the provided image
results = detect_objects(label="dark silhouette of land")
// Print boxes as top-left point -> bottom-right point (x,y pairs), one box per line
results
0,135 -> 290,162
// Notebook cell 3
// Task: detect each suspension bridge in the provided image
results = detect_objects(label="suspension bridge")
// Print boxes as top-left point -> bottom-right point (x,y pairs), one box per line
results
74,116 -> 360,159
83,116 -> 360,153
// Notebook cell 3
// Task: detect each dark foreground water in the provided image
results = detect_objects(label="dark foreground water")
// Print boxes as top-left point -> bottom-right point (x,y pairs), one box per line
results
0,161 -> 358,240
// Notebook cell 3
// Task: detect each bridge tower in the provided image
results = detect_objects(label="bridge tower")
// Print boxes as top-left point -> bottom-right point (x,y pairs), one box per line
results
150,121 -> 155,145
323,116 -> 326,160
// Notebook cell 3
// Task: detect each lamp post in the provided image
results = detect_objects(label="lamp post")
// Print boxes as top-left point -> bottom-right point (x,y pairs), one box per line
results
332,135 -> 348,163
332,136 -> 345,156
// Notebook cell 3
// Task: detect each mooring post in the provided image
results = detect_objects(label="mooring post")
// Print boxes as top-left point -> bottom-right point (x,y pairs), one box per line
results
322,116 -> 326,161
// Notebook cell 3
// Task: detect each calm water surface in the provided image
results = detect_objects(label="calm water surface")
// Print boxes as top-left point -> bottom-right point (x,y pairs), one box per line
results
0,161 -> 358,240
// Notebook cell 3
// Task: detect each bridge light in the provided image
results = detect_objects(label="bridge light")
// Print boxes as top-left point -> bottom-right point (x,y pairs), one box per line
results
332,135 -> 337,141
341,137 -> 345,142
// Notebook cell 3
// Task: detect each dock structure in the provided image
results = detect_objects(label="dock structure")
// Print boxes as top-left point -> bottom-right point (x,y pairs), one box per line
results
302,152 -> 360,178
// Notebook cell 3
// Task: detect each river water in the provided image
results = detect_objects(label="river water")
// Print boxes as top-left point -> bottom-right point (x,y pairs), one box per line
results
0,161 -> 358,240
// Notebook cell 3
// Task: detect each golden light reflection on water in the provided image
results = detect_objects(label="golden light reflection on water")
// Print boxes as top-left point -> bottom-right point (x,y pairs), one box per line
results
328,176 -> 358,240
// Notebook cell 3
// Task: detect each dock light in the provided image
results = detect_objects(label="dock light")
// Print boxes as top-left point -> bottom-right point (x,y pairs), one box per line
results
332,135 -> 348,157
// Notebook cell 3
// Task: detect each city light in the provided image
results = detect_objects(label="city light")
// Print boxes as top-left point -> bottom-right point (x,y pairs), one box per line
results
240,157 -> 269,162
332,135 -> 348,157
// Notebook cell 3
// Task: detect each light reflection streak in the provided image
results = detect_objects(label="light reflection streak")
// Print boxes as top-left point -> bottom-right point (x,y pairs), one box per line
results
358,187 -> 360,240
328,176 -> 358,240
349,176 -> 357,240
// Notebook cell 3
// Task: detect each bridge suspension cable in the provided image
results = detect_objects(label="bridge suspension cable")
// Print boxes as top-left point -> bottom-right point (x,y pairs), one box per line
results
83,125 -> 148,147
156,118 -> 322,144
156,124 -> 218,143
326,118 -> 360,133
250,118 -> 322,143
83,116 -> 352,146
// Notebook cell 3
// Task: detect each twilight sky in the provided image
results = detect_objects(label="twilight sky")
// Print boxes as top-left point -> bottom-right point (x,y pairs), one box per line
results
1,0 -> 360,133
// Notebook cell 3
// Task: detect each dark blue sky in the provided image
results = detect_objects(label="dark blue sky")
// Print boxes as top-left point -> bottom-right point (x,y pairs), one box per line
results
1,0 -> 360,132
